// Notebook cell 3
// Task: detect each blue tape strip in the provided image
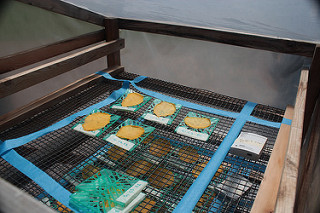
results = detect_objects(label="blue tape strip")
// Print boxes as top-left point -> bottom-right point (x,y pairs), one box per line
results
282,117 -> 292,125
2,149 -> 76,212
98,72 -> 291,128
96,71 -> 147,84
173,102 -> 256,213
131,82 -> 239,118
0,82 -> 129,156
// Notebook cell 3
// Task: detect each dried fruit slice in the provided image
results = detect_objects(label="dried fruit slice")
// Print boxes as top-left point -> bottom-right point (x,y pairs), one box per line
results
184,116 -> 211,129
121,93 -> 144,107
107,146 -> 127,161
82,112 -> 111,131
81,164 -> 100,179
148,167 -> 174,188
132,198 -> 156,213
192,162 -> 227,179
127,160 -> 153,177
116,125 -> 145,140
178,146 -> 199,163
149,138 -> 171,157
153,101 -> 176,117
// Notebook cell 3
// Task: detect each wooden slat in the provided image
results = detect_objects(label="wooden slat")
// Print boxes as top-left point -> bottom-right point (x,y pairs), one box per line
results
17,0 -> 105,26
0,30 -> 105,74
303,45 -> 320,138
105,18 -> 121,67
275,69 -> 308,212
118,19 -> 316,57
0,39 -> 124,98
251,106 -> 294,213
0,66 -> 124,132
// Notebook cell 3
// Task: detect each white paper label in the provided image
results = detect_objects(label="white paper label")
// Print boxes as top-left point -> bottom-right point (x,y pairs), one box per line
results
116,181 -> 148,204
108,193 -> 146,213
106,134 -> 135,151
112,105 -> 136,111
144,113 -> 170,124
231,132 -> 267,155
73,124 -> 100,136
176,127 -> 209,141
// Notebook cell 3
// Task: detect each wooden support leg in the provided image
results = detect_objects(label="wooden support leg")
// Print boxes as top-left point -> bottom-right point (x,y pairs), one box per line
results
303,45 -> 320,139
105,18 -> 121,67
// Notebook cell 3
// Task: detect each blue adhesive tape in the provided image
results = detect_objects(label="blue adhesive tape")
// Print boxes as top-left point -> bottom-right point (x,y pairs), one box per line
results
173,102 -> 256,213
96,71 -> 147,84
282,117 -> 292,126
98,73 -> 291,129
0,82 -> 129,156
2,149 -> 77,212
131,82 -> 239,118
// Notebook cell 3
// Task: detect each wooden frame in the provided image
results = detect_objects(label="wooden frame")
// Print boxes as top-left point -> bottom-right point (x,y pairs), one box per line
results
1,0 -> 319,212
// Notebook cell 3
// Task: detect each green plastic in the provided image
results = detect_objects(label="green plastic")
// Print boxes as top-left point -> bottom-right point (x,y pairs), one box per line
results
141,99 -> 182,125
103,119 -> 155,151
111,89 -> 152,112
175,112 -> 219,141
70,169 -> 148,213
72,109 -> 121,137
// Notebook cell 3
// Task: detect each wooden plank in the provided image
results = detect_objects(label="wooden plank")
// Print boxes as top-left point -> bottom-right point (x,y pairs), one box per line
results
17,0 -> 105,26
0,66 -> 124,132
295,95 -> 320,213
251,106 -> 294,213
275,70 -> 308,212
303,45 -> 320,138
0,39 -> 124,98
105,18 -> 121,67
118,19 -> 316,57
0,30 -> 105,74
0,178 -> 57,213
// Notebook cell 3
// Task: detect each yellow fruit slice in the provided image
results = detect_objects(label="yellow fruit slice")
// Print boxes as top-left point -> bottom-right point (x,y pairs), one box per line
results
184,117 -> 211,129
149,138 -> 171,157
81,164 -> 100,179
121,93 -> 144,107
153,101 -> 176,117
116,125 -> 145,140
132,198 -> 156,213
148,167 -> 174,188
127,160 -> 153,177
192,162 -> 228,179
107,146 -> 127,161
82,112 -> 111,131
178,146 -> 199,163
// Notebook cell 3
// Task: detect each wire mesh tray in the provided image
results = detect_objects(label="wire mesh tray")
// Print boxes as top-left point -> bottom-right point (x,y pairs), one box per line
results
0,72 -> 285,212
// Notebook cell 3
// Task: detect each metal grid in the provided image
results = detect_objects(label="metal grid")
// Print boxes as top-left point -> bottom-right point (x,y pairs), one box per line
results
0,72 -> 284,212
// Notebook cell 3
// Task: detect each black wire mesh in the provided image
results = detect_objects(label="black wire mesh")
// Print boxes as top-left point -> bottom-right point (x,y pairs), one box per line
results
0,72 -> 284,212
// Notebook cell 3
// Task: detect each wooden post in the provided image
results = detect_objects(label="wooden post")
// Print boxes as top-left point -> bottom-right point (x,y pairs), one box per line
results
303,45 -> 320,138
251,106 -> 293,213
105,18 -> 121,67
275,70 -> 308,213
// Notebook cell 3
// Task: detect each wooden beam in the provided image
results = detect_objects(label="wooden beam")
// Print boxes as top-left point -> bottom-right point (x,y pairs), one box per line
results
0,39 -> 124,98
0,30 -> 105,74
118,19 -> 316,57
17,0 -> 105,26
105,18 -> 121,67
251,106 -> 294,213
303,45 -> 320,138
0,66 -> 124,132
275,70 -> 308,212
